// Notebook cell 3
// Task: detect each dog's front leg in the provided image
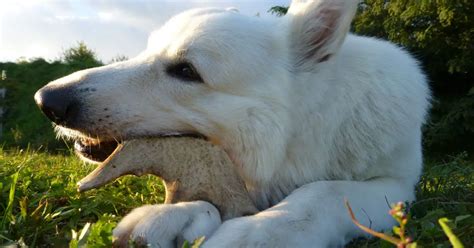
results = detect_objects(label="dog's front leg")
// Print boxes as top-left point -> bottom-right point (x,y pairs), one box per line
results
113,201 -> 221,248
203,177 -> 416,247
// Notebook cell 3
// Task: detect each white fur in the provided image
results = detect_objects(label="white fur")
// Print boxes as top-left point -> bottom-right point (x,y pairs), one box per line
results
46,0 -> 430,246
113,202 -> 221,248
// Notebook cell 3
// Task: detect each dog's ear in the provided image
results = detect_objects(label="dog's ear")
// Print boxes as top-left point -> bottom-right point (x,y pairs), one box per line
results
287,0 -> 358,69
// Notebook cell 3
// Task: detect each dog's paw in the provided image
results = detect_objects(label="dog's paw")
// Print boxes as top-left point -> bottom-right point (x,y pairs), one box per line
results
202,210 -> 309,248
203,214 -> 278,248
113,201 -> 221,248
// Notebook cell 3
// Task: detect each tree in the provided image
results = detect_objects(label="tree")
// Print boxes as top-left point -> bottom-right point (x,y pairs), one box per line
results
62,41 -> 103,69
268,6 -> 288,16
353,0 -> 474,93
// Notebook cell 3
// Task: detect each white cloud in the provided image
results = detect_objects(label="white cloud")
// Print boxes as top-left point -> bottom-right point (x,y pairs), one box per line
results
97,11 -> 114,21
0,0 -> 290,62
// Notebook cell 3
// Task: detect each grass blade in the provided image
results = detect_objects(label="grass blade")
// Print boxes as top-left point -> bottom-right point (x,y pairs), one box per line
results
1,171 -> 19,229
438,218 -> 464,248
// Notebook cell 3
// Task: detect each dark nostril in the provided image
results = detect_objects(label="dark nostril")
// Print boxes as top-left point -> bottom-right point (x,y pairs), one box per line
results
34,86 -> 77,125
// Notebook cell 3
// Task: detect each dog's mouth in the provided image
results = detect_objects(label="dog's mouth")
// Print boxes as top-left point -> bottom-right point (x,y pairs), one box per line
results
73,132 -> 207,163
74,138 -> 119,162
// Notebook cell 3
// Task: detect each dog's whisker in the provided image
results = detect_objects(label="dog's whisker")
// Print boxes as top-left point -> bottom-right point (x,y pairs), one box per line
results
112,136 -> 120,144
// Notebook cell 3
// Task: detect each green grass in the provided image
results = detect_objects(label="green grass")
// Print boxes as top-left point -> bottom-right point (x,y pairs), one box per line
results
0,147 -> 164,247
0,148 -> 473,247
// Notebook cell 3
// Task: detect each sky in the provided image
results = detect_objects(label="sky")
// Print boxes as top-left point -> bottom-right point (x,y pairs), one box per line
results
0,0 -> 289,63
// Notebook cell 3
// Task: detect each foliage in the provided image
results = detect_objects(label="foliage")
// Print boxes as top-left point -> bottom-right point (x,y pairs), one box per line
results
267,6 -> 288,16
346,201 -> 417,247
423,95 -> 474,154
70,214 -> 118,247
62,41 -> 102,69
354,0 -> 474,76
0,43 -> 105,150
438,218 -> 465,248
348,200 -> 469,248
0,59 -> 75,150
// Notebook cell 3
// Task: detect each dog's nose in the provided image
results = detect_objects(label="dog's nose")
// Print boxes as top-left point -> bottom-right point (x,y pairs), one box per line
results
34,86 -> 79,126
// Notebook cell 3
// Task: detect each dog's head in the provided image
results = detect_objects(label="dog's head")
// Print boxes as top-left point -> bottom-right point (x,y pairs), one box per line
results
34,1 -> 357,184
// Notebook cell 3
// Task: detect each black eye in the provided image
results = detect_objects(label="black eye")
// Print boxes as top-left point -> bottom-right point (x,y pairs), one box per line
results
166,62 -> 203,82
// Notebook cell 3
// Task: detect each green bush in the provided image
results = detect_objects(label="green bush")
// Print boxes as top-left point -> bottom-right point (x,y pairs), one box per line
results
62,41 -> 102,68
1,59 -> 74,150
0,44 -> 103,151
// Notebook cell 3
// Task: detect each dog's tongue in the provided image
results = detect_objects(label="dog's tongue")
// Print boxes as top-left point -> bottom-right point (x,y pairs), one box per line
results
77,143 -> 129,192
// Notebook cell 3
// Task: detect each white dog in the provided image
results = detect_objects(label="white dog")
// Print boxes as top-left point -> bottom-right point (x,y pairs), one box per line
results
34,0 -> 430,247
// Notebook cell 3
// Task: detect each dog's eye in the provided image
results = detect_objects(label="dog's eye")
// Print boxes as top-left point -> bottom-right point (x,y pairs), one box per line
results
166,62 -> 203,83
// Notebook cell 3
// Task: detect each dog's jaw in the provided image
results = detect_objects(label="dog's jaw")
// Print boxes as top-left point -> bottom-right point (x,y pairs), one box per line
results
56,124 -> 209,163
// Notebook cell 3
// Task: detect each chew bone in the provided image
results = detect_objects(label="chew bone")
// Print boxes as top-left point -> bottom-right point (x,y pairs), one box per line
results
77,137 -> 258,220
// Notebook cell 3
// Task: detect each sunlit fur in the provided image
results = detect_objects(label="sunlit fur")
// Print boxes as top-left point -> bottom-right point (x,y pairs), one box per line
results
47,0 -> 430,246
